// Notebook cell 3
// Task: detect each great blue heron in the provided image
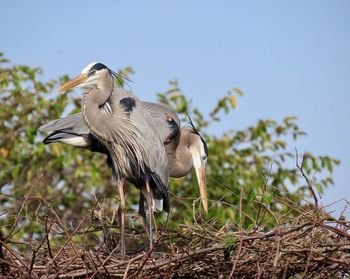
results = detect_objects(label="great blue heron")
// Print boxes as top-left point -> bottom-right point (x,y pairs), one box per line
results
143,103 -> 208,213
54,62 -> 170,256
40,102 -> 208,212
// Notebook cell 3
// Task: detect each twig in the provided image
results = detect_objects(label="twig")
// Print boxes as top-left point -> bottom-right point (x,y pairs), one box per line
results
302,220 -> 317,278
0,230 -> 9,276
0,241 -> 35,277
133,232 -> 164,278
28,224 -> 52,278
228,188 -> 244,279
296,150 -> 318,208
45,201 -> 82,260
51,210 -> 91,264
89,244 -> 120,279
44,207 -> 56,265
5,175 -> 43,241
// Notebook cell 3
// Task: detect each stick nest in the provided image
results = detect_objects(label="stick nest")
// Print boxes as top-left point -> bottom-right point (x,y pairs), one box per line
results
1,200 -> 349,278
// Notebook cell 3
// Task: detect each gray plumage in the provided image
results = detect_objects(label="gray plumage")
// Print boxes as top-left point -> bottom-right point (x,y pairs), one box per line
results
87,89 -> 169,211
43,82 -> 169,210
142,102 -> 180,144
47,62 -> 170,256
40,99 -> 208,213
40,101 -> 180,152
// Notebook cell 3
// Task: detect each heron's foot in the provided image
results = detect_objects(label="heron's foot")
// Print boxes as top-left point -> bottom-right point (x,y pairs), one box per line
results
139,214 -> 151,240
120,243 -> 126,257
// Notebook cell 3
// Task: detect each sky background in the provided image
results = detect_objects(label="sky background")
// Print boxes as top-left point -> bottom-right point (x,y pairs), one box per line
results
1,1 -> 349,217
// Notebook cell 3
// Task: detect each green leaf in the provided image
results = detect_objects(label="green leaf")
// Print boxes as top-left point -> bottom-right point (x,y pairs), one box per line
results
326,158 -> 333,172
262,193 -> 273,205
233,87 -> 244,96
246,190 -> 256,204
222,235 -> 237,250
0,52 -> 341,241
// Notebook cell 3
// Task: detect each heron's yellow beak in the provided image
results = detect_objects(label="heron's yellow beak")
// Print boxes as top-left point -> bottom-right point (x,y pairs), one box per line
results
195,165 -> 208,213
59,74 -> 88,93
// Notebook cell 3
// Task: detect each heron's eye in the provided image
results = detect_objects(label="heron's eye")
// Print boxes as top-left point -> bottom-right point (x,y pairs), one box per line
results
88,70 -> 96,76
201,155 -> 207,161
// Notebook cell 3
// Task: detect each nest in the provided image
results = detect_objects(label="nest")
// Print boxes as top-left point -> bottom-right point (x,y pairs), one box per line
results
1,201 -> 349,279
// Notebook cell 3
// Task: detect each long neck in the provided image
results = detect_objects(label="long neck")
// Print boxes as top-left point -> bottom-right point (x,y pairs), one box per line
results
166,129 -> 193,177
81,87 -> 112,141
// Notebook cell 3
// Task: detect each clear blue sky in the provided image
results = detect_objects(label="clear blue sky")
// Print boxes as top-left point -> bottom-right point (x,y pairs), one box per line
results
2,1 -> 349,217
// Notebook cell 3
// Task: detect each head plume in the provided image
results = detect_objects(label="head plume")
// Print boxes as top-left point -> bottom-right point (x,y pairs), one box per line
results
186,113 -> 208,157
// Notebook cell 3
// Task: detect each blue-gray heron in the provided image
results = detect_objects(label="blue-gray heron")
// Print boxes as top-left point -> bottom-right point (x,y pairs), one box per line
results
54,62 -> 169,256
143,103 -> 208,212
40,102 -> 208,213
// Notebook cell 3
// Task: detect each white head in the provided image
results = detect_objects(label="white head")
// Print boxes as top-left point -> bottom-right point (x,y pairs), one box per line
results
188,132 -> 208,171
59,62 -> 116,92
187,122 -> 208,213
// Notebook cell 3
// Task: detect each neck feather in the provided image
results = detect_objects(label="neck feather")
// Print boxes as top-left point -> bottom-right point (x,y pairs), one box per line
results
81,89 -> 147,180
82,90 -> 110,139
166,129 -> 193,177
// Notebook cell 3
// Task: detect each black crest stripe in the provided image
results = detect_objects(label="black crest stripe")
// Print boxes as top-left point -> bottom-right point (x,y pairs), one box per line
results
119,97 -> 136,112
89,63 -> 108,72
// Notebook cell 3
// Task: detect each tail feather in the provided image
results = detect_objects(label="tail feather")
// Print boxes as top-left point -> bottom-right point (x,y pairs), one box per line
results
153,198 -> 164,212
149,171 -> 170,213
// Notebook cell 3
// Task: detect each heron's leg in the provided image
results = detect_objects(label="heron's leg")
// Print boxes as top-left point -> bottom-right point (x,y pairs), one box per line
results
138,192 -> 151,240
145,179 -> 153,250
117,179 -> 126,257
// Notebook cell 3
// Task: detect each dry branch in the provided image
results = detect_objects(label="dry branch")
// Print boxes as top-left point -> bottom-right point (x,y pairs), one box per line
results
1,164 -> 349,278
0,201 -> 349,278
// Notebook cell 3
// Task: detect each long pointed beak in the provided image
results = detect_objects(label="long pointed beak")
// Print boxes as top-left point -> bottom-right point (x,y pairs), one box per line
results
59,74 -> 88,93
194,165 -> 208,213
